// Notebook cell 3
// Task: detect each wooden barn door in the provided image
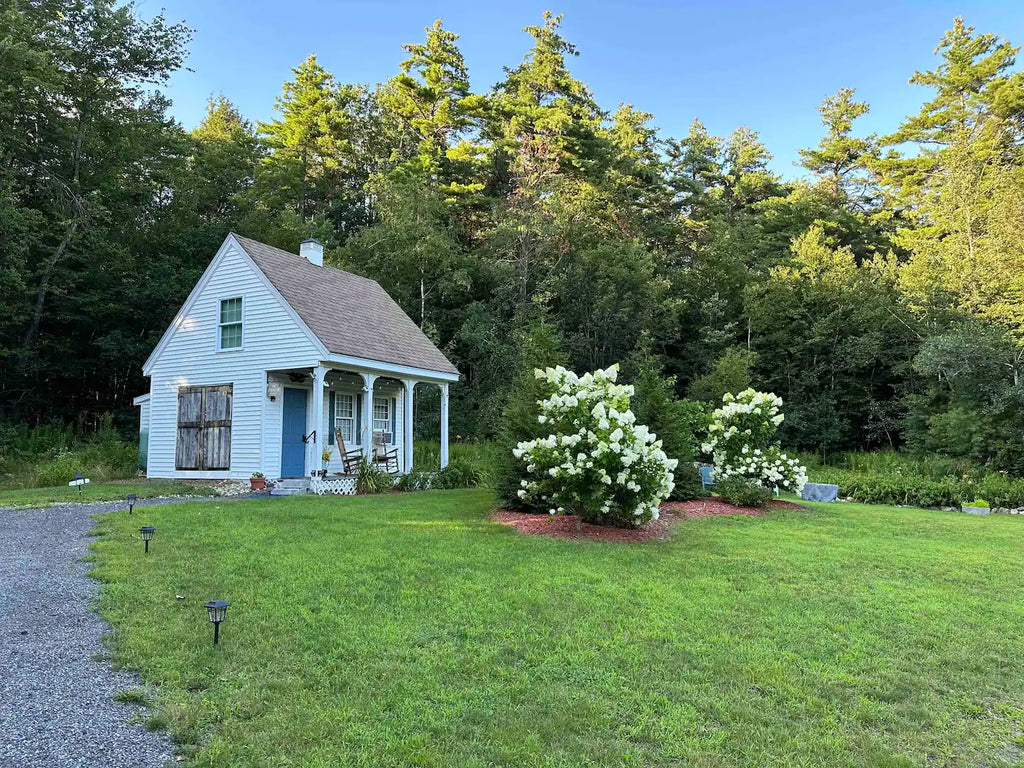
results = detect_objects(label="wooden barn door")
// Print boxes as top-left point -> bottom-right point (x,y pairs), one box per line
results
176,385 -> 232,470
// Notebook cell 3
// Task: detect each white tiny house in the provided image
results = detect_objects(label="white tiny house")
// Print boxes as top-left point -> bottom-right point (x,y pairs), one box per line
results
136,234 -> 459,482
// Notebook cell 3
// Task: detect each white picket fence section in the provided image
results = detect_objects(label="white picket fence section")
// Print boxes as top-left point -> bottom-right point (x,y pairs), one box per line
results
309,476 -> 358,496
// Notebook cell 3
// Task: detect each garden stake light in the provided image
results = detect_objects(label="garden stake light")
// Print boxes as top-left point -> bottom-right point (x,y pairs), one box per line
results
204,600 -> 230,646
139,526 -> 155,554
69,473 -> 90,496
127,493 -> 137,515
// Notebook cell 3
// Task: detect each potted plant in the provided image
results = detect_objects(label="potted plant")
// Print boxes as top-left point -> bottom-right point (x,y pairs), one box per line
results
962,498 -> 990,515
320,446 -> 333,478
250,472 -> 266,491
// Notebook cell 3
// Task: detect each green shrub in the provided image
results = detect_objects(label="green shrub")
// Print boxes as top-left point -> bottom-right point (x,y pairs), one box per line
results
716,477 -> 774,508
395,470 -> 433,492
394,457 -> 488,492
413,442 -> 501,485
356,461 -> 393,495
629,356 -> 707,501
964,499 -> 989,508
431,458 -> 487,489
807,463 -> 1024,509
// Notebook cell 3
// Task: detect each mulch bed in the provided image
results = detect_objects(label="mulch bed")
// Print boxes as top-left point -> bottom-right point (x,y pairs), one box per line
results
492,498 -> 804,543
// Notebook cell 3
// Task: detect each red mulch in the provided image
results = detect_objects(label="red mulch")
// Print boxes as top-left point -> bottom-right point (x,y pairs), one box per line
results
492,498 -> 804,543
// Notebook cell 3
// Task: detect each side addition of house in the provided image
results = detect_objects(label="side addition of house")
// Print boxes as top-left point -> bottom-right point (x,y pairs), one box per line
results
135,233 -> 459,481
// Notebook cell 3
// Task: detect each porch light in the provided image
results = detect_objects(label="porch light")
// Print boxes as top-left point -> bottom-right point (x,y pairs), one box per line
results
204,600 -> 230,645
139,526 -> 155,554
266,380 -> 282,401
127,493 -> 137,515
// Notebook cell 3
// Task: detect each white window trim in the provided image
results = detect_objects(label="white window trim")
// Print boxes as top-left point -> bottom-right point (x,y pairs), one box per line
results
333,392 -> 355,445
217,296 -> 245,352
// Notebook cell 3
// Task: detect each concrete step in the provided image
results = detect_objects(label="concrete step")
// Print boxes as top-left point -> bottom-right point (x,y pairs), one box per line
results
269,487 -> 307,497
270,478 -> 310,496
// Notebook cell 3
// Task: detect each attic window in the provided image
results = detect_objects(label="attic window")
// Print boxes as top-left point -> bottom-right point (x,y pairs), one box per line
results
219,298 -> 243,350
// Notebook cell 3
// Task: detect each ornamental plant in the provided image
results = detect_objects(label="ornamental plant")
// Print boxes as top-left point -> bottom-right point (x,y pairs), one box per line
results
512,365 -> 678,528
701,389 -> 807,494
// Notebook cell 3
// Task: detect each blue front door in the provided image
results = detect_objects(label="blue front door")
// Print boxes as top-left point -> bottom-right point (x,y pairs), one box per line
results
281,387 -> 307,477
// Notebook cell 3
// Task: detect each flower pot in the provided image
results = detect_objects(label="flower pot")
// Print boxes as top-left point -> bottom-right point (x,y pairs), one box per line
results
961,505 -> 989,515
250,477 -> 266,491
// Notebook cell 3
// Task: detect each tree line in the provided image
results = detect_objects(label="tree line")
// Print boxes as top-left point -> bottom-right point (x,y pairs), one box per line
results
2,2 -> 1023,469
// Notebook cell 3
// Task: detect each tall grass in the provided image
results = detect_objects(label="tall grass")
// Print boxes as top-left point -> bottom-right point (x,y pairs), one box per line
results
799,450 -> 983,481
413,441 -> 503,486
800,450 -> 1024,508
0,420 -> 139,490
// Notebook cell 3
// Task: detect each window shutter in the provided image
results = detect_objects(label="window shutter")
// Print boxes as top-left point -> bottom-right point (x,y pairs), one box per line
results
391,397 -> 397,444
328,392 -> 335,445
202,385 -> 232,470
175,384 -> 232,471
175,388 -> 203,469
356,393 -> 363,445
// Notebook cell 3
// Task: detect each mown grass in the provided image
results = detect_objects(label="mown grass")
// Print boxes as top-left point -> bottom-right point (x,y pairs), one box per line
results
91,491 -> 1024,767
0,479 -> 219,509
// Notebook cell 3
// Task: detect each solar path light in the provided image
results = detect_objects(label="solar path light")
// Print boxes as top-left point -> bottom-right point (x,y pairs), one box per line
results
204,600 -> 230,645
127,493 -> 137,515
69,473 -> 90,496
139,526 -> 155,554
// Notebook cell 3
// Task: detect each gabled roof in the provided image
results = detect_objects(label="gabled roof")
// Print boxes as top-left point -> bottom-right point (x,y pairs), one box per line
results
232,234 -> 459,377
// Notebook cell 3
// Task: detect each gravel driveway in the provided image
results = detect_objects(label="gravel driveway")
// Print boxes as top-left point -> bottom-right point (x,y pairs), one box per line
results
0,496 -> 232,768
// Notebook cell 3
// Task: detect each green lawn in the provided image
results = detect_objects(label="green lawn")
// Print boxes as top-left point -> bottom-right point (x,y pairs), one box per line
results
90,491 -> 1024,767
0,479 -> 220,509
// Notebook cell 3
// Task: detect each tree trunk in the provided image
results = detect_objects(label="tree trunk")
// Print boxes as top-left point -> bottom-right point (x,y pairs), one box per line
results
20,218 -> 81,359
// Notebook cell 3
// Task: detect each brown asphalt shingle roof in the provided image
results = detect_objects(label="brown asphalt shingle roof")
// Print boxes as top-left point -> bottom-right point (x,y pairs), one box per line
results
233,234 -> 459,376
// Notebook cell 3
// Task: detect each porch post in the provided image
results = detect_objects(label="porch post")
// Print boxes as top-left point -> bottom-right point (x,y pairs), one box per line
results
402,379 -> 415,473
440,383 -> 450,469
310,365 -> 328,476
361,372 -> 378,458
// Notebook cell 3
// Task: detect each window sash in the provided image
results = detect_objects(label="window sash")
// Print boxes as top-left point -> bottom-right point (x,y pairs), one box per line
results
334,393 -> 355,444
219,298 -> 243,349
373,397 -> 389,434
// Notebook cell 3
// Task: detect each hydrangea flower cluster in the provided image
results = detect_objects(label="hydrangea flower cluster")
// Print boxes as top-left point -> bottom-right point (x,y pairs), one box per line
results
513,364 -> 678,527
701,389 -> 807,493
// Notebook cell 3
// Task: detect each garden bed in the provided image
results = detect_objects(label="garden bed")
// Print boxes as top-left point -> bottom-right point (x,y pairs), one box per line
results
493,498 -> 803,542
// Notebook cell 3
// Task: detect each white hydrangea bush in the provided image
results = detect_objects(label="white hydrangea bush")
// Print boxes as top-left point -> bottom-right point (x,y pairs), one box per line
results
512,364 -> 678,527
701,389 -> 807,493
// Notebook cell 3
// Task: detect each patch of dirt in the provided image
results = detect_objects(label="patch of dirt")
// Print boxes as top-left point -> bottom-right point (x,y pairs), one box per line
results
493,498 -> 804,543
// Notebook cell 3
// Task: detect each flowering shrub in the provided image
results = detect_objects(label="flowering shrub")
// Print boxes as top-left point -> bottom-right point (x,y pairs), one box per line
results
701,389 -> 807,494
512,365 -> 678,527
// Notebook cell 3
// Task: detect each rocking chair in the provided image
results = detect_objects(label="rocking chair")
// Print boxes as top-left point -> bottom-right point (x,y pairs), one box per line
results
334,429 -> 363,475
372,430 -> 401,474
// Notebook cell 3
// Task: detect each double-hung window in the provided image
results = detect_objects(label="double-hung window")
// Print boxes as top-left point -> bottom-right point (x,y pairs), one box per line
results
373,397 -> 390,441
219,297 -> 243,350
334,393 -> 355,445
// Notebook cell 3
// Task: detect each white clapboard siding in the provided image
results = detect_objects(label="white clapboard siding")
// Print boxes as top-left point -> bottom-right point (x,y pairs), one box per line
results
262,377 -> 406,477
137,399 -> 150,433
318,383 -> 405,475
146,242 -> 321,479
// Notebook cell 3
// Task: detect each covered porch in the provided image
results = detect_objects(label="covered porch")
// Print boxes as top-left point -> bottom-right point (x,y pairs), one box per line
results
264,361 -> 453,482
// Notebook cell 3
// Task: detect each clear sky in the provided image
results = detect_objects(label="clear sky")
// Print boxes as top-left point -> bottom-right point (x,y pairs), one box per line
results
148,0 -> 1024,177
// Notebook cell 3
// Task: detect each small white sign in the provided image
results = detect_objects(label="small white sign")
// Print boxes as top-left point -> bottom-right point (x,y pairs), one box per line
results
68,478 -> 90,487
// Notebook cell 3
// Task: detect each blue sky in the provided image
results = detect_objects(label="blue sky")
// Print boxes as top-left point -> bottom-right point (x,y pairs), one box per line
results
149,0 -> 1024,177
